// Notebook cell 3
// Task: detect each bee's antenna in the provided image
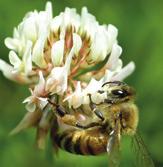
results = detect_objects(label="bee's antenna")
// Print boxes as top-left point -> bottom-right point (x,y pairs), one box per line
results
102,81 -> 126,87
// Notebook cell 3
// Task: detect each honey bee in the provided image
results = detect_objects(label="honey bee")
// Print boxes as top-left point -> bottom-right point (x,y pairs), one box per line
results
49,81 -> 155,167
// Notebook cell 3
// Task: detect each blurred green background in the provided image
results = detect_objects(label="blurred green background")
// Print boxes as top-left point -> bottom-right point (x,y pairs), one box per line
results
0,0 -> 162,167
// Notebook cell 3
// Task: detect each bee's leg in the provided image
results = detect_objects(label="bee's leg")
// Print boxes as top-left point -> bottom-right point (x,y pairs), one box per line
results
76,122 -> 102,129
91,103 -> 105,121
58,109 -> 103,129
48,98 -> 103,129
55,105 -> 103,129
48,99 -> 67,117
48,100 -> 79,127
59,113 -> 103,129
56,105 -> 67,117
60,114 -> 79,127
88,94 -> 105,121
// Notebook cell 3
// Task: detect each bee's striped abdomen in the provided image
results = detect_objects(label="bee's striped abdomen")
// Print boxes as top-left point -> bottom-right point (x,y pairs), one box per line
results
54,128 -> 108,155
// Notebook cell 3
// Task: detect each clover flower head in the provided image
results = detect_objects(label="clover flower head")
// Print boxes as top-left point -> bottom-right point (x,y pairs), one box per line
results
0,1 -> 135,111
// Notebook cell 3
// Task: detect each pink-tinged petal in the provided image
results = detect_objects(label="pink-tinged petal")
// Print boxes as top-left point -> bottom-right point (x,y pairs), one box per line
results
51,39 -> 64,66
112,62 -> 135,81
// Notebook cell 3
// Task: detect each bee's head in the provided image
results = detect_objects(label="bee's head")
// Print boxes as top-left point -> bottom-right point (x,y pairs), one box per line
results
101,81 -> 136,104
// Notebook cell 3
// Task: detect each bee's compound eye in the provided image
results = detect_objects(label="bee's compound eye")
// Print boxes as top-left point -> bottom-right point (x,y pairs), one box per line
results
111,89 -> 128,98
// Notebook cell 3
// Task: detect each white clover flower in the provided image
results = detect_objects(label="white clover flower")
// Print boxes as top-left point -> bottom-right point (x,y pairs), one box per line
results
82,78 -> 104,104
106,43 -> 122,71
9,40 -> 32,75
46,46 -> 75,95
0,1 -> 135,111
89,25 -> 117,62
0,2 -> 52,83
23,71 -> 48,112
64,81 -> 83,109
51,39 -> 65,66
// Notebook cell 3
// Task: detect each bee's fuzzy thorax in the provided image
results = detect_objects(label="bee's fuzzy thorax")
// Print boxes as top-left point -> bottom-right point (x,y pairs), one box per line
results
119,103 -> 139,136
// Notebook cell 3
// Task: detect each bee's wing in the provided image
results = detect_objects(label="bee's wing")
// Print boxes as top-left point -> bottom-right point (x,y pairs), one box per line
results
107,120 -> 121,167
132,132 -> 155,167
